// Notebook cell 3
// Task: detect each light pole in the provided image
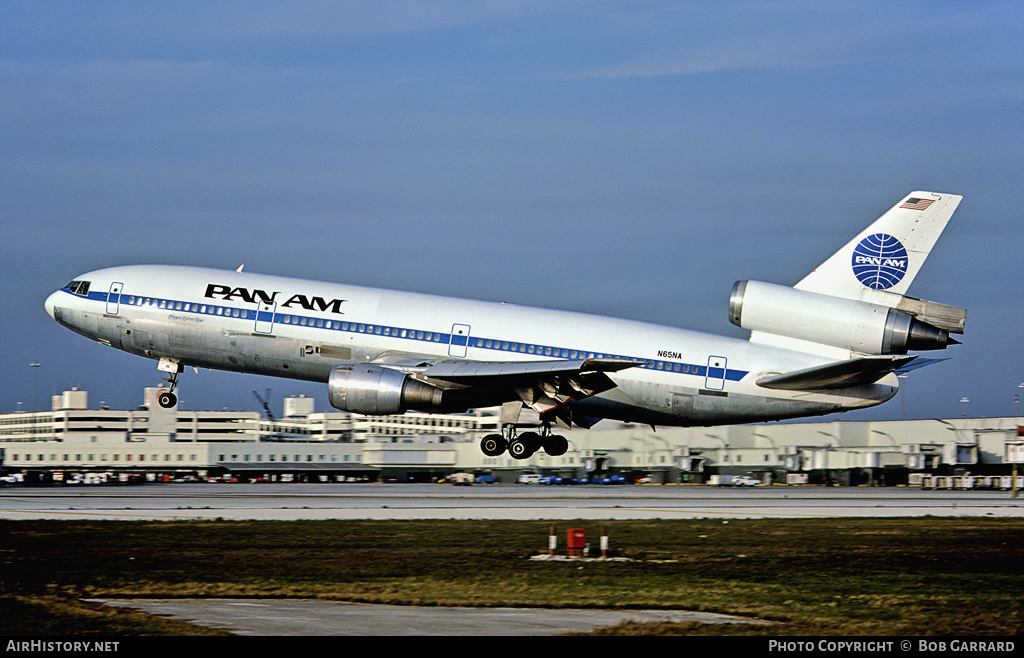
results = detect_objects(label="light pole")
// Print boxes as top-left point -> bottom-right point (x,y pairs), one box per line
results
29,361 -> 40,412
898,373 -> 908,420
1014,383 -> 1022,500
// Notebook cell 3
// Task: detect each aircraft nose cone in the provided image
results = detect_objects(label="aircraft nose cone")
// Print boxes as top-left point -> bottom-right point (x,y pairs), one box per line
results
44,291 -> 58,320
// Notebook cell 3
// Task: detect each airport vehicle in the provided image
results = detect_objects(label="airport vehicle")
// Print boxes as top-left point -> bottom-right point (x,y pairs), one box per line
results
45,192 -> 965,460
709,475 -> 761,487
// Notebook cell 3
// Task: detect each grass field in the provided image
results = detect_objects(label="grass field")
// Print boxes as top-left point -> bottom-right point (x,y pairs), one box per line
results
1,517 -> 1021,636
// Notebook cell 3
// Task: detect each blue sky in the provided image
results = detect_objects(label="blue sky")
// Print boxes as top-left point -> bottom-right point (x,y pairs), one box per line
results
2,1 -> 1022,420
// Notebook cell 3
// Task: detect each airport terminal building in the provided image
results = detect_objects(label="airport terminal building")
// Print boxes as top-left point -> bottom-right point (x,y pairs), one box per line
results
1,387 -> 1021,487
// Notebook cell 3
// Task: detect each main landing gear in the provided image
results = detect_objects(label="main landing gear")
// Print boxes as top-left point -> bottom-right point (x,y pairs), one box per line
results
480,424 -> 569,460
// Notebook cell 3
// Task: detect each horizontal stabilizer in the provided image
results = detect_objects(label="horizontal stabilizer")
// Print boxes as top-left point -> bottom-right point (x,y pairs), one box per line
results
894,357 -> 948,375
756,355 -> 917,391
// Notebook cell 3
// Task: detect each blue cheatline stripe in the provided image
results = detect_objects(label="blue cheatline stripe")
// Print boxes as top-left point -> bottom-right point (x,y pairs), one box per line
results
63,286 -> 748,383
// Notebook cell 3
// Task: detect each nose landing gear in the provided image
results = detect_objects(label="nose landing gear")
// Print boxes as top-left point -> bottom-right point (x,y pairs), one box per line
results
157,389 -> 177,409
157,358 -> 183,409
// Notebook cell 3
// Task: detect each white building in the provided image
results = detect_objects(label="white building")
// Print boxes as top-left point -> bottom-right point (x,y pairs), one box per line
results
1,387 -> 1021,485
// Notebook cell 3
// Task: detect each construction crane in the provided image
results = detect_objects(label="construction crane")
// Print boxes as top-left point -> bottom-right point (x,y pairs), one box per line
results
252,389 -> 275,421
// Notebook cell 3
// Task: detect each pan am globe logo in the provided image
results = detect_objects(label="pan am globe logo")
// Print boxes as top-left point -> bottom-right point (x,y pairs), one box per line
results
851,233 -> 909,290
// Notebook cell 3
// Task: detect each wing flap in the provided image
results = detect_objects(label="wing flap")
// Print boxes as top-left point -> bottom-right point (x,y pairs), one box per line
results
756,355 -> 916,391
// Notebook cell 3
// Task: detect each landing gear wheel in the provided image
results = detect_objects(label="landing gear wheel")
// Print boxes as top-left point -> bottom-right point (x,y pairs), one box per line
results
543,434 -> 568,457
520,431 -> 542,449
480,434 -> 507,457
157,390 -> 177,409
509,431 -> 541,460
508,438 -> 530,460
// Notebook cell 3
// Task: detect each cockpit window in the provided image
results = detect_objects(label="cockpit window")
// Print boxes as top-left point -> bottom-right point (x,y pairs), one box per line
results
66,280 -> 91,296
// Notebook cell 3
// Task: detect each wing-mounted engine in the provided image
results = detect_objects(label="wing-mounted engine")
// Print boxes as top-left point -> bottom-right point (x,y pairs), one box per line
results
729,280 -> 964,355
328,365 -> 448,415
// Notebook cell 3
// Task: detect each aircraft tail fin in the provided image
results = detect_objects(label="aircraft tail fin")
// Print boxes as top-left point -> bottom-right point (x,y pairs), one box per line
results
794,191 -> 962,301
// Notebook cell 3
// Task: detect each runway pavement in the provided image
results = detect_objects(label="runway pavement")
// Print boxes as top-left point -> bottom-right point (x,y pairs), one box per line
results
2,482 -> 1022,520
90,598 -> 772,636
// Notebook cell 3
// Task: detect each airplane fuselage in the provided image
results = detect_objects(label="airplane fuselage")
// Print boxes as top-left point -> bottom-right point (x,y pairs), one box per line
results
45,264 -> 896,426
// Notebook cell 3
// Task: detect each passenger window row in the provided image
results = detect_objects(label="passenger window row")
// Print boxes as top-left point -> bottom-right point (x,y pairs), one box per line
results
108,292 -> 712,377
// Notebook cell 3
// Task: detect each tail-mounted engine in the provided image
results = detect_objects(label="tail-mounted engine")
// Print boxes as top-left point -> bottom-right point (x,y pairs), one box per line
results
729,280 -> 964,354
328,365 -> 446,415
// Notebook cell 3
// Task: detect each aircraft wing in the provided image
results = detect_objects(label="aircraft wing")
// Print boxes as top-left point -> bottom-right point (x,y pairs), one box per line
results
365,353 -> 643,381
411,357 -> 646,425
755,355 -> 917,391
420,357 -> 642,382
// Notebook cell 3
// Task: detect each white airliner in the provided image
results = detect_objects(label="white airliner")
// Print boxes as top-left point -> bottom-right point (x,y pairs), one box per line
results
45,191 -> 965,459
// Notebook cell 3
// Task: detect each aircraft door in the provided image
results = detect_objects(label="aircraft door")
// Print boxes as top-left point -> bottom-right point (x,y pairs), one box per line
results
705,355 -> 727,391
448,323 -> 470,357
254,300 -> 276,334
106,282 -> 123,315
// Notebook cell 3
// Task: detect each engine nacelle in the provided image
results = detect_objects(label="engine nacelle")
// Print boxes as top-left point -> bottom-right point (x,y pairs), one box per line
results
328,365 -> 445,415
729,280 -> 954,354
